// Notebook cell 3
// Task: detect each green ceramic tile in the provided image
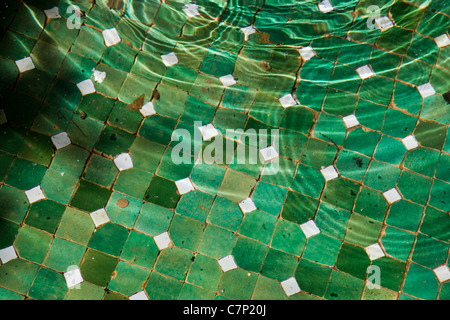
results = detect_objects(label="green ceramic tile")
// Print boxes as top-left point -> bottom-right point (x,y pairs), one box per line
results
198,224 -> 237,259
386,200 -> 424,232
25,199 -> 66,234
76,93 -> 115,123
17,131 -> 54,166
295,258 -> 332,297
260,248 -> 298,281
106,193 -> 143,228
186,254 -> 222,292
354,186 -> 388,222
175,190 -> 214,222
41,168 -> 79,205
50,145 -> 89,177
55,207 -> 95,246
239,210 -> 277,245
84,154 -> 118,188
207,196 -> 243,232
169,214 -> 205,252
28,267 -> 67,300
218,268 -> 258,300
281,191 -> 318,225
70,179 -> 112,212
303,234 -> 341,267
179,283 -> 215,300
0,185 -> 30,223
363,160 -> 401,192
14,226 -> 52,264
325,270 -> 365,300
322,178 -> 360,211
64,282 -> 105,300
113,168 -> 153,200
335,242 -> 371,280
345,213 -> 382,247
80,249 -> 119,287
402,262 -> 439,300
154,246 -> 193,281
271,219 -> 306,256
135,202 -> 174,236
252,275 -> 286,300
0,259 -> 39,295
145,271 -> 183,300
108,261 -> 151,296
420,206 -> 450,242
43,238 -> 86,272
232,236 -> 268,273
94,125 -> 135,157
88,223 -> 129,257
411,233 -> 448,269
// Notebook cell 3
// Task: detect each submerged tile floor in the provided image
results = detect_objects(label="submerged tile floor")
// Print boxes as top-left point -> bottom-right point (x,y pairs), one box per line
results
0,0 -> 449,300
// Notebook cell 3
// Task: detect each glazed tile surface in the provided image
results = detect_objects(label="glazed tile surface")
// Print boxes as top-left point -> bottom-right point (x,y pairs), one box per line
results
0,0 -> 449,300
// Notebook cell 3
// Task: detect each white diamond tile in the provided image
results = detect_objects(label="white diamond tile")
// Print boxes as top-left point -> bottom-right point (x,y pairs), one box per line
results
114,153 -> 133,171
15,56 -> 35,73
90,208 -> 110,228
175,177 -> 195,195
0,246 -> 17,264
238,198 -> 257,214
218,255 -> 238,272
281,277 -> 301,296
102,28 -> 121,47
300,220 -> 320,238
383,188 -> 402,204
25,185 -> 46,204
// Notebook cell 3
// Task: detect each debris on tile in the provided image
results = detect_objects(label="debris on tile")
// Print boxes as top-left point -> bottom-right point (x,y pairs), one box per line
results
259,60 -> 271,71
126,93 -> 145,111
117,198 -> 129,208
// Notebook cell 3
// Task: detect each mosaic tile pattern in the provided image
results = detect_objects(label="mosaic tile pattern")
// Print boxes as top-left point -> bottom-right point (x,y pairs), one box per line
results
0,0 -> 449,300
